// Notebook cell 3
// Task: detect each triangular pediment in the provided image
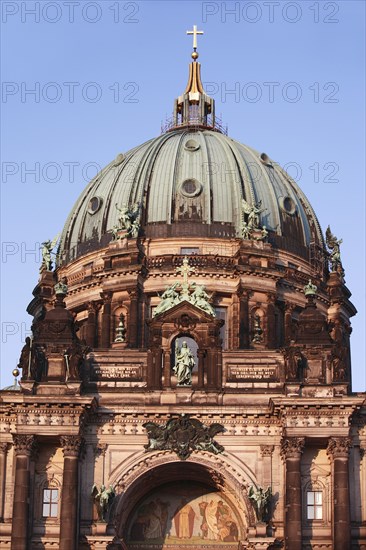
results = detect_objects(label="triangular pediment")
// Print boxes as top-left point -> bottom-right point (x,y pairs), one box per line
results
152,299 -> 216,324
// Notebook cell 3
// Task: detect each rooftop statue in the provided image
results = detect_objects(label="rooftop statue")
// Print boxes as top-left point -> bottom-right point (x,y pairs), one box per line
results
115,202 -> 141,238
242,199 -> 266,230
326,225 -> 343,273
153,283 -> 180,317
153,257 -> 216,317
40,234 -> 59,272
190,284 -> 215,316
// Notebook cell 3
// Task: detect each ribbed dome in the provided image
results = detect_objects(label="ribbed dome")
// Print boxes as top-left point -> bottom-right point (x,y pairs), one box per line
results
59,128 -> 324,265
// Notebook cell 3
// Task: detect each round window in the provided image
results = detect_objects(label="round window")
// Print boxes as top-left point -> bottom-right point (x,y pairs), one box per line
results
279,196 -> 297,215
87,196 -> 103,215
180,179 -> 202,198
184,139 -> 200,151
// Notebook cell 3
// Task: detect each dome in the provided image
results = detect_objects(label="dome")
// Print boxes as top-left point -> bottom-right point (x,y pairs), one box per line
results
59,129 -> 324,265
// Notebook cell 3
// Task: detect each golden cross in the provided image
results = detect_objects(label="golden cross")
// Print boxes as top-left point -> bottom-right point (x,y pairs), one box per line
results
176,256 -> 196,286
186,25 -> 204,50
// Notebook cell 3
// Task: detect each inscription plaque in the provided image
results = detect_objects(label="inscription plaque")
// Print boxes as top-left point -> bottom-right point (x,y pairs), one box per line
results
228,365 -> 277,381
93,365 -> 142,380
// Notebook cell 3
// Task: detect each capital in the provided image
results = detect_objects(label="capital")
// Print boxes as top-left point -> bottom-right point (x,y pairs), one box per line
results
327,437 -> 352,459
280,437 -> 305,460
60,435 -> 83,458
12,434 -> 37,457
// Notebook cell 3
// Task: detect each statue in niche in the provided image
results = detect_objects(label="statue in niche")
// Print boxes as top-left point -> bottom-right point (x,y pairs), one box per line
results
248,485 -> 272,522
64,340 -> 89,381
284,346 -> 306,381
91,484 -> 116,522
40,234 -> 59,272
252,315 -> 263,343
173,340 -> 195,385
325,225 -> 343,273
115,202 -> 141,238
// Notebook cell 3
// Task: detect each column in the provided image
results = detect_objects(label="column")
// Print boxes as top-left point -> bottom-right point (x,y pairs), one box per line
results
11,435 -> 37,550
327,437 -> 351,548
284,303 -> 295,344
163,350 -> 171,388
100,292 -> 112,348
266,293 -> 276,348
86,301 -> 97,348
281,437 -> 305,550
260,444 -> 274,490
59,435 -> 83,550
0,442 -> 10,521
127,288 -> 139,348
197,350 -> 205,389
239,290 -> 251,349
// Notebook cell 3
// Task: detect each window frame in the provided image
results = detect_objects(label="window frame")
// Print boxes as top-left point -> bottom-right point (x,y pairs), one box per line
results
42,487 -> 59,518
306,490 -> 323,521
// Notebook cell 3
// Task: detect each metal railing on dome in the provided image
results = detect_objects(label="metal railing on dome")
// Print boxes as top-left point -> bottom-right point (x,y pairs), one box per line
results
161,113 -> 228,135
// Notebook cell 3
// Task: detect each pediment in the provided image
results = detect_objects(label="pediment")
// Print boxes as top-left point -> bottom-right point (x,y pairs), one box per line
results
151,300 -> 218,325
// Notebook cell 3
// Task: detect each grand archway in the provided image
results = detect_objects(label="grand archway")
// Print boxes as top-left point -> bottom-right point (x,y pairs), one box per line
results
113,458 -> 254,549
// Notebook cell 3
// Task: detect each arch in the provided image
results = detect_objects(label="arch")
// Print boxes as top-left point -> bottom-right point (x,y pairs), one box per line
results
111,451 -> 257,545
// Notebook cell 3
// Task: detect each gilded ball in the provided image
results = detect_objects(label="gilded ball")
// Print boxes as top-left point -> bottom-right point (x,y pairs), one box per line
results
12,368 -> 20,378
191,51 -> 199,60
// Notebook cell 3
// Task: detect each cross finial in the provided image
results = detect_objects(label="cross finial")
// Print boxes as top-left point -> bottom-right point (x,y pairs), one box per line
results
176,256 -> 196,286
186,25 -> 204,60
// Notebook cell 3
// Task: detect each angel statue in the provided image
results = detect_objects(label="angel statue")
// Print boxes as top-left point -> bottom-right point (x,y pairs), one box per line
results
248,485 -> 272,522
173,341 -> 195,386
241,199 -> 266,230
115,202 -> 141,237
91,484 -> 115,522
325,226 -> 343,272
40,234 -> 59,272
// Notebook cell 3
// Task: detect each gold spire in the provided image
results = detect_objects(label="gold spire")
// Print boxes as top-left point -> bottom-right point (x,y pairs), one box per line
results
186,25 -> 204,60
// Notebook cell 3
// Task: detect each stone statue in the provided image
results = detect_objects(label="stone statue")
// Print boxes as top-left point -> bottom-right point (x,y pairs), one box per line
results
242,199 -> 266,230
260,225 -> 268,241
248,485 -> 272,522
153,283 -> 180,317
252,315 -> 263,343
304,279 -> 317,297
325,226 -> 343,272
241,221 -> 251,240
190,285 -> 215,316
173,341 -> 195,385
91,484 -> 115,522
115,202 -> 141,238
64,341 -> 88,381
143,415 -> 225,460
18,337 -> 32,379
40,234 -> 59,272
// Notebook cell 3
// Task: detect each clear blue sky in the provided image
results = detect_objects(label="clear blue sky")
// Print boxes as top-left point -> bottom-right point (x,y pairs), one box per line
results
1,1 -> 365,390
